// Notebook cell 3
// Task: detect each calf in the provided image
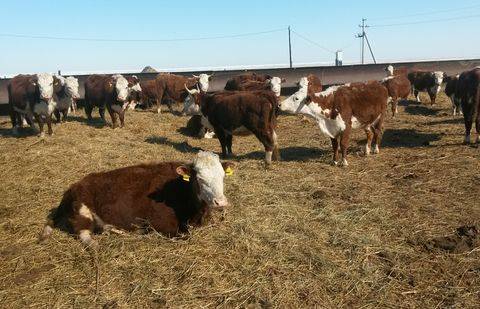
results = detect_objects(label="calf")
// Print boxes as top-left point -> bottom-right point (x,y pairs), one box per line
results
183,89 -> 280,165
444,75 -> 461,116
84,74 -> 131,128
381,75 -> 411,117
40,151 -> 235,246
53,76 -> 80,122
408,70 -> 445,105
455,68 -> 480,145
279,82 -> 388,166
8,73 -> 61,136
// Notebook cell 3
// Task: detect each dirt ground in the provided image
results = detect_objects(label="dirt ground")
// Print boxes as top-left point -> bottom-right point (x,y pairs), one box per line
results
0,92 -> 479,308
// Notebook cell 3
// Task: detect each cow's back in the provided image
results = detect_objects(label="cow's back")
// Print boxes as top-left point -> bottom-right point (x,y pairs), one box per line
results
85,74 -> 110,101
8,75 -> 37,108
383,75 -> 410,99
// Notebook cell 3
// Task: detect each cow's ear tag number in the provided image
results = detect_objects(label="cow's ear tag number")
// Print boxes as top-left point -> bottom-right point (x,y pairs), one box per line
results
182,175 -> 190,182
225,167 -> 233,176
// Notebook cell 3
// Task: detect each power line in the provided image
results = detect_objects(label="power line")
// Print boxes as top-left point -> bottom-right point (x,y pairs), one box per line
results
370,13 -> 480,28
369,4 -> 480,21
0,28 -> 287,42
290,29 -> 335,54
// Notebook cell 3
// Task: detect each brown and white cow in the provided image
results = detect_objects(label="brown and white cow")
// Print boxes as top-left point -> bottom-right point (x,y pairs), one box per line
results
385,65 -> 408,77
280,82 -> 388,166
53,76 -> 80,122
135,79 -> 157,109
84,74 -> 132,128
183,89 -> 280,165
444,74 -> 461,116
153,73 -> 212,113
297,74 -> 323,95
381,72 -> 411,117
455,68 -> 480,145
407,70 -> 445,105
39,151 -> 235,246
224,72 -> 272,91
8,73 -> 61,136
185,115 -> 216,139
224,73 -> 283,97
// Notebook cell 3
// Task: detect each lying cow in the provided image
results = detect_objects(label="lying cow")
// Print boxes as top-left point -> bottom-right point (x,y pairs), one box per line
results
381,73 -> 411,117
408,70 -> 445,105
183,89 -> 280,165
298,74 -> 323,94
153,73 -> 212,113
39,151 -> 235,246
53,76 -> 80,122
224,72 -> 272,91
185,115 -> 216,139
279,82 -> 388,166
455,68 -> 480,145
444,75 -> 461,116
8,73 -> 61,136
84,74 -> 133,128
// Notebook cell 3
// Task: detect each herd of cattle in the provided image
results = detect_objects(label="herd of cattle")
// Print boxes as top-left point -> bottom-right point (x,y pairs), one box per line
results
4,66 -> 480,245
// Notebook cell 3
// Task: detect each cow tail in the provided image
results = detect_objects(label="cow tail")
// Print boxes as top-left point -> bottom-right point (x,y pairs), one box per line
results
38,189 -> 73,243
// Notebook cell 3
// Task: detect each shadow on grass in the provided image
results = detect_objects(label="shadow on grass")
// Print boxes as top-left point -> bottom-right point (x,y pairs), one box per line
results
145,136 -> 203,154
68,115 -> 108,129
382,128 -> 441,148
237,146 -> 328,162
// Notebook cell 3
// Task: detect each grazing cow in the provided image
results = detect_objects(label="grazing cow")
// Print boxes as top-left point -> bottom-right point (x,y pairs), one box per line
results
53,76 -> 80,122
39,151 -> 235,246
455,68 -> 480,145
183,89 -> 280,165
408,70 -> 445,105
279,82 -> 388,166
84,74 -> 132,128
8,73 -> 61,136
381,74 -> 411,117
153,73 -> 212,113
444,75 -> 461,116
230,77 -> 284,97
298,74 -> 323,94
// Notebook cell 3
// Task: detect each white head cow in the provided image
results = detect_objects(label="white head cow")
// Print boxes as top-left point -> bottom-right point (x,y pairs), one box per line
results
386,65 -> 394,77
37,73 -> 55,101
64,76 -> 80,99
193,73 -> 213,92
269,77 -> 282,97
298,77 -> 309,90
183,86 -> 201,115
112,74 -> 130,102
433,71 -> 445,86
175,151 -> 234,209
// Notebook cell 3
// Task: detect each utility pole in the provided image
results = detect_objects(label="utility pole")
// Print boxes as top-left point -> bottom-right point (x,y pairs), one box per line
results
356,18 -> 376,64
288,26 -> 292,68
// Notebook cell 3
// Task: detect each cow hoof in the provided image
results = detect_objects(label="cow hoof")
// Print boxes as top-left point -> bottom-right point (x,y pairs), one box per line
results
332,161 -> 339,166
340,159 -> 349,167
464,136 -> 471,145
39,132 -> 45,138
374,146 -> 380,154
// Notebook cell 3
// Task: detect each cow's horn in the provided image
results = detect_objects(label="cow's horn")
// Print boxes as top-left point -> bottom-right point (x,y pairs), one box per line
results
185,84 -> 195,94
192,74 -> 199,78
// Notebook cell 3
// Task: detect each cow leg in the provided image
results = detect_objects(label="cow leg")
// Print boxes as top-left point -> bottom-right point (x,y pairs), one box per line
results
118,110 -> 125,128
250,129 -> 275,165
85,103 -> 93,121
414,90 -> 420,102
54,109 -> 61,123
62,110 -> 68,122
475,109 -> 480,145
429,92 -> 437,105
107,107 -> 118,129
226,133 -> 233,156
463,103 -> 473,144
391,97 -> 398,117
99,107 -> 106,123
373,116 -> 384,154
214,128 -> 228,158
331,137 -> 340,165
9,109 -> 19,135
34,114 -> 45,137
365,127 -> 373,156
70,202 -> 96,247
156,90 -> 164,114
46,115 -> 53,135
339,126 -> 352,166
272,129 -> 281,161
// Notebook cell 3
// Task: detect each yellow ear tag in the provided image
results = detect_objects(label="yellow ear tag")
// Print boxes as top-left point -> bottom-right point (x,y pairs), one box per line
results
182,175 -> 190,182
225,167 -> 233,176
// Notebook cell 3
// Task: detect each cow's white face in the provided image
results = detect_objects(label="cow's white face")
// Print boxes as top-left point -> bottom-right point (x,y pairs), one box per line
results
433,71 -> 444,85
65,77 -> 80,99
280,88 -> 309,114
183,90 -> 201,115
386,65 -> 394,76
37,73 -> 54,101
298,77 -> 309,89
198,74 -> 211,92
269,77 -> 282,97
113,75 -> 129,102
176,151 -> 234,209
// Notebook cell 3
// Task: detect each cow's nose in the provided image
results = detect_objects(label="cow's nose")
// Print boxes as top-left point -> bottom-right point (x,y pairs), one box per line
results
213,197 -> 228,208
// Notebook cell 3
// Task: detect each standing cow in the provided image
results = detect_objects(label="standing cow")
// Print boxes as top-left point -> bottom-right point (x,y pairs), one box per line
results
408,71 -> 445,105
298,74 -> 323,94
153,73 -> 212,113
381,66 -> 411,117
279,82 -> 388,166
40,151 -> 235,246
8,73 -> 61,136
444,75 -> 461,116
53,76 -> 80,122
455,68 -> 480,145
183,89 -> 280,165
84,74 -> 133,128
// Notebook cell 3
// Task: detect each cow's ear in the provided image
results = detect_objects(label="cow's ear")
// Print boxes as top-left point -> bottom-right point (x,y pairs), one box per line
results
222,162 -> 236,176
176,165 -> 192,182
281,78 -> 286,83
105,80 -> 114,92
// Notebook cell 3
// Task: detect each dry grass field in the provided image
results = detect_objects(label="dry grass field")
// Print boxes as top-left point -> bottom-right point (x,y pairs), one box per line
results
0,93 -> 479,308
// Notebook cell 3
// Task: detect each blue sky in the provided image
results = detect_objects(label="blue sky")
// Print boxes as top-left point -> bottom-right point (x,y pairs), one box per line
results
1,0 -> 480,75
